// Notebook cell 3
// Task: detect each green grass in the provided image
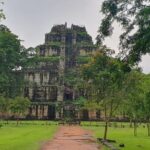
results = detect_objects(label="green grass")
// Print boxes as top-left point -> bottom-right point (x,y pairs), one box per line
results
0,121 -> 58,150
82,122 -> 150,150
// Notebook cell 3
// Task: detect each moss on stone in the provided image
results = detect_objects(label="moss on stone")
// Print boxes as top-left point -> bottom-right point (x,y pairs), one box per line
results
76,56 -> 91,64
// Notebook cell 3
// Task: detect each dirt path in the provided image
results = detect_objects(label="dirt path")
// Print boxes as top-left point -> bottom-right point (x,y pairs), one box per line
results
41,125 -> 101,150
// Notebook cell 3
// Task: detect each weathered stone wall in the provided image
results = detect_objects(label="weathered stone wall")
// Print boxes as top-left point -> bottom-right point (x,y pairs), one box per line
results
24,23 -> 97,120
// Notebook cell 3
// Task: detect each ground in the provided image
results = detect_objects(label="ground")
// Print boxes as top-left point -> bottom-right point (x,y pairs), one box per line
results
41,125 -> 100,150
1,121 -> 150,150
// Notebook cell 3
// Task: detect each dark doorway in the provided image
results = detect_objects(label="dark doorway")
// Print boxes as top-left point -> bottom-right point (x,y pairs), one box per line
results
82,110 -> 89,120
48,105 -> 55,120
63,110 -> 74,118
96,110 -> 101,119
64,93 -> 73,100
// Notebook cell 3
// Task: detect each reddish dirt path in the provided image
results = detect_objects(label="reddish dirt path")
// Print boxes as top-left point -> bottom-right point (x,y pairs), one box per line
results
41,126 -> 101,150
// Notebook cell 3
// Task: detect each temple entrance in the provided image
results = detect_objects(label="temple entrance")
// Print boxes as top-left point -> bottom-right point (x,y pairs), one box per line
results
63,103 -> 76,121
63,110 -> 74,119
48,105 -> 55,120
82,110 -> 89,120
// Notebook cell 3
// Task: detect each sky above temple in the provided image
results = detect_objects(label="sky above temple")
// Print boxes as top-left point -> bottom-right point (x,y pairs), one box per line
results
1,0 -> 150,73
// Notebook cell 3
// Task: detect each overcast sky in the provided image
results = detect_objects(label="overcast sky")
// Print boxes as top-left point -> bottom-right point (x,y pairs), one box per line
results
1,0 -> 150,73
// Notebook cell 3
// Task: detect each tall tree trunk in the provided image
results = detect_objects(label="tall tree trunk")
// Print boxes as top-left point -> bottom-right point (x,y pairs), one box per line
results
147,121 -> 150,136
104,120 -> 108,140
121,122 -> 123,128
104,105 -> 108,140
16,118 -> 19,126
6,112 -> 9,124
130,118 -> 133,128
133,120 -> 137,136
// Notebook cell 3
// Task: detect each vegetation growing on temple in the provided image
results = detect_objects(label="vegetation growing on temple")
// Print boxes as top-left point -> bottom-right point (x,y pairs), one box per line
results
1,0 -> 150,150
76,56 -> 91,64
26,56 -> 60,66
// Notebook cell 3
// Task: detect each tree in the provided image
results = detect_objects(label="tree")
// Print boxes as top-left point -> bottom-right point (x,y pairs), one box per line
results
0,25 -> 27,97
0,96 -> 11,121
144,92 -> 150,136
0,96 -> 31,123
83,100 -> 100,125
123,70 -> 144,136
0,1 -> 5,21
10,97 -> 30,125
141,74 -> 150,136
99,0 -> 150,63
82,50 -> 126,139
73,96 -> 86,120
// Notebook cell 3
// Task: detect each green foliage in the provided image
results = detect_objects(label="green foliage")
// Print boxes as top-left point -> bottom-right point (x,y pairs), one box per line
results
0,1 -> 5,21
145,92 -> 150,119
64,69 -> 78,86
47,41 -> 64,49
99,0 -> 150,62
64,68 -> 84,89
123,71 -> 144,120
36,56 -> 60,62
0,25 -> 27,97
26,56 -> 60,67
120,72 -> 150,122
83,100 -> 100,111
51,24 -> 66,33
76,56 -> 91,64
0,25 -> 21,70
77,31 -> 88,36
73,97 -> 86,111
76,32 -> 93,43
0,96 -> 10,117
81,50 -> 128,139
141,74 -> 150,122
10,97 -> 31,117
82,51 -> 125,102
129,7 -> 150,62
0,96 -> 30,119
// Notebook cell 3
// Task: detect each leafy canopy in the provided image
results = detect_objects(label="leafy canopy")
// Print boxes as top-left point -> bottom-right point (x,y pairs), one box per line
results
98,0 -> 150,63
0,25 -> 27,97
0,1 -> 5,21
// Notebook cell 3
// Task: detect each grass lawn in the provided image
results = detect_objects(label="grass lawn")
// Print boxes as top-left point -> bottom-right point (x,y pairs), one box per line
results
0,121 -> 58,150
82,122 -> 150,150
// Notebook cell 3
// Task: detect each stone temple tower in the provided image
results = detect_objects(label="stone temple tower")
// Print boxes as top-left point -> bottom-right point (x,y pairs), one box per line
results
24,24 -> 96,120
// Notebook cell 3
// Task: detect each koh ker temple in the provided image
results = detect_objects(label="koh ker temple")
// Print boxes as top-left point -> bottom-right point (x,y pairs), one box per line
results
24,23 -> 99,120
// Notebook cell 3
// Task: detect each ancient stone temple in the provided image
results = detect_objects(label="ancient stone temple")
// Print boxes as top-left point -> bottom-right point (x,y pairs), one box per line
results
24,24 -> 97,120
